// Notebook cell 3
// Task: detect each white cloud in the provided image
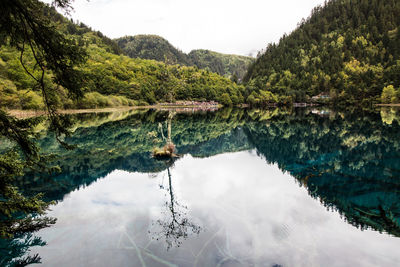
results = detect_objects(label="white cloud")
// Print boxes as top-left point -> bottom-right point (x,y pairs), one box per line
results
46,0 -> 326,56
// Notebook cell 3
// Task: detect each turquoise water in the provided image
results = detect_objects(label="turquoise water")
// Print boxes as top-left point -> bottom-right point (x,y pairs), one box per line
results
3,108 -> 400,266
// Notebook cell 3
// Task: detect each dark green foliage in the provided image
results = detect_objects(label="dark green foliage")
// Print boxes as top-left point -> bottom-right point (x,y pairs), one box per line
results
188,49 -> 254,80
0,0 -> 88,145
220,93 -> 233,106
115,35 -> 192,65
115,35 -> 254,80
0,98 -> 58,266
0,0 -> 84,264
244,0 -> 400,105
0,0 -> 87,99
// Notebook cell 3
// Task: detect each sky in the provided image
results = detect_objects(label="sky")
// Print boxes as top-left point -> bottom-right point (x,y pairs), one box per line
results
47,0 -> 326,56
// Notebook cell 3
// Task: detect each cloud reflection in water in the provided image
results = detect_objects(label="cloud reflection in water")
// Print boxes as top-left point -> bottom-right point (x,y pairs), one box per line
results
32,151 -> 400,266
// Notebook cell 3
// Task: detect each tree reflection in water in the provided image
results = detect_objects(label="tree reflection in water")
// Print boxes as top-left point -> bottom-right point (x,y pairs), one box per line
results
5,107 -> 400,263
154,162 -> 201,249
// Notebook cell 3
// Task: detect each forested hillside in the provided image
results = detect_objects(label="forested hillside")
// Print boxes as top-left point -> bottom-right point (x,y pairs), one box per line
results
115,35 -> 192,66
244,0 -> 400,105
188,49 -> 254,81
0,3 -> 245,110
115,35 -> 254,80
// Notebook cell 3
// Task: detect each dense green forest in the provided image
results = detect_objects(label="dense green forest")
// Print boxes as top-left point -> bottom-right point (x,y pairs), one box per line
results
0,4 -> 245,110
244,0 -> 400,105
188,49 -> 254,81
115,35 -> 254,80
4,0 -> 400,109
5,0 -> 400,109
115,35 -> 192,66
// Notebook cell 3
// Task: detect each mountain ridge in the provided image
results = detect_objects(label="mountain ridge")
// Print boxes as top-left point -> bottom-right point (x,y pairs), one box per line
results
115,34 -> 254,80
0,3 -> 245,110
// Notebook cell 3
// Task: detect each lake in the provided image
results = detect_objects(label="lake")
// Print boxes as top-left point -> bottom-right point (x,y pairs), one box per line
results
2,107 -> 400,266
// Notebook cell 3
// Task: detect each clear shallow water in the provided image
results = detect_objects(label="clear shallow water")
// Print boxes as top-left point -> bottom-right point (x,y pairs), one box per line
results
3,108 -> 400,266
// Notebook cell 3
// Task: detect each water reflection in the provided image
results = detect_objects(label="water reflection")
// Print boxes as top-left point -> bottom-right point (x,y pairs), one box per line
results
2,107 -> 400,265
153,164 -> 201,249
245,109 -> 400,237
380,106 -> 400,125
28,153 -> 400,266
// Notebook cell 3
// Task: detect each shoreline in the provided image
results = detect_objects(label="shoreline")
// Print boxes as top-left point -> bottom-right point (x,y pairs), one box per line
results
8,103 -> 396,119
6,106 -> 150,119
5,103 -> 223,119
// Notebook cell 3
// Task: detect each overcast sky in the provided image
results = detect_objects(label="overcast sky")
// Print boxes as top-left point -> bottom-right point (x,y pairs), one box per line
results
48,0 -> 326,56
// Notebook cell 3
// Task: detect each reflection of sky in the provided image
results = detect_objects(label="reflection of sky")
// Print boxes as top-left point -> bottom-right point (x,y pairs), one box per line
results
33,151 -> 400,266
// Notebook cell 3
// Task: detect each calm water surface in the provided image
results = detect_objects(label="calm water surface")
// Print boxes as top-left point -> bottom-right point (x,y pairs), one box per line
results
3,107 -> 400,266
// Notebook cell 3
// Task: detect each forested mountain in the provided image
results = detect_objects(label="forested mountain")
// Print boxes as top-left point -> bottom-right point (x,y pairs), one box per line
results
188,49 -> 254,81
115,35 -> 192,66
6,0 -> 400,109
115,35 -> 254,80
0,3 -> 245,110
244,0 -> 400,105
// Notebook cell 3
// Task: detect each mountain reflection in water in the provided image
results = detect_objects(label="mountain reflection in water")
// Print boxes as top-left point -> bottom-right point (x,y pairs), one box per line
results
3,107 -> 400,266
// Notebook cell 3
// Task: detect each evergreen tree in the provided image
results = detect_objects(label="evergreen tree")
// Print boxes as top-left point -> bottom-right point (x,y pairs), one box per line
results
244,0 -> 400,105
0,3 -> 85,265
